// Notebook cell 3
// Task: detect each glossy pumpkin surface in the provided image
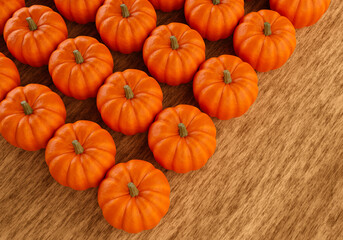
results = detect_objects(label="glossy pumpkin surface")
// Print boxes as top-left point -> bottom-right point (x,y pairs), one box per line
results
0,0 -> 25,34
149,104 -> 216,173
45,120 -> 116,191
97,69 -> 163,135
0,53 -> 20,101
0,84 -> 66,151
98,160 -> 170,233
49,36 -> 114,100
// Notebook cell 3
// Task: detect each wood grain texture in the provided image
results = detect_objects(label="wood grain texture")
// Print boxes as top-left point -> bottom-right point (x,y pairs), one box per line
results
0,0 -> 342,239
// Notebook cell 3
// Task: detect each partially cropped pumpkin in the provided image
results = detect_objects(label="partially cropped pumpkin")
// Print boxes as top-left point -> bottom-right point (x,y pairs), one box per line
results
270,0 -> 331,29
97,69 -> 163,135
3,5 -> 68,67
185,0 -> 244,41
143,22 -> 206,85
0,53 -> 20,101
45,120 -> 116,191
148,0 -> 184,12
98,160 -> 170,233
49,36 -> 114,100
149,105 -> 216,173
233,10 -> 296,72
0,84 -> 66,151
96,0 -> 157,54
193,55 -> 259,120
0,0 -> 25,34
54,0 -> 105,24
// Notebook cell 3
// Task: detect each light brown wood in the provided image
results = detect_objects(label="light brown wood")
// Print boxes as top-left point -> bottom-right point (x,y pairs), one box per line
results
1,0 -> 342,239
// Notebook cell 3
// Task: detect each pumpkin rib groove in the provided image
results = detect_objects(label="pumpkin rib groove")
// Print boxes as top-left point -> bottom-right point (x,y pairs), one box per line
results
120,198 -> 131,230
216,85 -> 227,117
137,195 -> 165,216
78,156 -> 91,187
171,138 -> 182,171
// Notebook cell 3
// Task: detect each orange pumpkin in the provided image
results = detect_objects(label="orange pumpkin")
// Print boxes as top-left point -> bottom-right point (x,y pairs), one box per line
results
148,104 -> 216,173
49,36 -> 114,100
45,120 -> 116,191
233,10 -> 296,72
185,0 -> 244,41
98,160 -> 170,233
143,22 -> 206,85
54,0 -> 105,24
0,84 -> 66,151
148,0 -> 184,12
193,55 -> 259,120
270,0 -> 331,29
97,69 -> 163,135
3,5 -> 68,67
0,0 -> 25,34
0,53 -> 20,101
96,0 -> 157,54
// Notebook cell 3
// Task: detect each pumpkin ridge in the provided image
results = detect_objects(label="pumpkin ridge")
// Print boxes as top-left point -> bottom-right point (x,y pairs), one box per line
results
171,138 -> 183,172
136,194 -> 166,216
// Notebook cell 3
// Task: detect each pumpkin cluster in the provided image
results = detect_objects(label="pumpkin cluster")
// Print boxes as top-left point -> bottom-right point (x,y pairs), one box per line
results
0,0 -> 331,234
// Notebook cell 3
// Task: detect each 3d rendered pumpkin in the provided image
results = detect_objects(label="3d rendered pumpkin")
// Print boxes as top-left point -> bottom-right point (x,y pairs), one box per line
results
96,0 -> 157,54
54,0 -> 105,24
233,10 -> 296,72
3,5 -> 68,67
0,53 -> 20,101
193,55 -> 259,120
45,120 -> 116,191
148,0 -> 184,12
148,105 -> 217,173
97,69 -> 163,135
0,84 -> 66,151
0,0 -> 25,34
98,160 -> 170,233
184,0 -> 244,41
49,36 -> 114,100
143,22 -> 206,85
270,0 -> 331,29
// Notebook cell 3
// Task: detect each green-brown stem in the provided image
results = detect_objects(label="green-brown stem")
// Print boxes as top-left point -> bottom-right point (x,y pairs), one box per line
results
223,70 -> 232,84
264,22 -> 272,36
170,36 -> 179,50
124,85 -> 134,99
178,123 -> 188,137
128,182 -> 139,197
26,17 -> 37,31
21,101 -> 33,115
73,50 -> 84,64
213,0 -> 220,5
120,4 -> 130,18
72,140 -> 84,154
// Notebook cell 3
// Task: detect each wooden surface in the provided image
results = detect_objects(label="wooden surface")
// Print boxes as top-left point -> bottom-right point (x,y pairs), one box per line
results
0,0 -> 342,239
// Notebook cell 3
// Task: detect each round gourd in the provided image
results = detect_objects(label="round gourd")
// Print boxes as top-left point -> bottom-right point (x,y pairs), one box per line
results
233,10 -> 296,72
45,120 -> 116,191
3,5 -> 68,67
148,0 -> 184,12
0,0 -> 25,34
185,0 -> 244,41
143,22 -> 206,85
148,104 -> 217,173
0,84 -> 66,151
0,53 -> 20,101
97,69 -> 163,135
96,0 -> 157,54
270,0 -> 331,29
49,36 -> 114,100
193,55 -> 259,120
98,160 -> 170,233
54,0 -> 105,24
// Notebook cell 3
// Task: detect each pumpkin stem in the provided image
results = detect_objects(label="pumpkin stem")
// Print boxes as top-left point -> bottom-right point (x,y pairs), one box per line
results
21,101 -> 33,115
128,182 -> 139,197
178,123 -> 188,137
223,70 -> 232,84
264,22 -> 272,36
73,50 -> 84,64
124,85 -> 134,99
120,4 -> 130,18
213,0 -> 220,5
72,140 -> 84,154
26,17 -> 37,31
170,36 -> 179,50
